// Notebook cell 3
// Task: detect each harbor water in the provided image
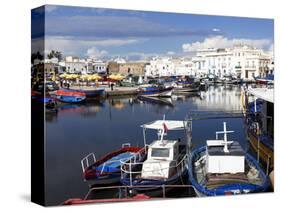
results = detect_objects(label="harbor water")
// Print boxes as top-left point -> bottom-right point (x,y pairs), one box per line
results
45,85 -> 253,205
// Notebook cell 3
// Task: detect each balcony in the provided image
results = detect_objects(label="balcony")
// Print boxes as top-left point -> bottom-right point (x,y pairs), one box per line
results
235,66 -> 242,69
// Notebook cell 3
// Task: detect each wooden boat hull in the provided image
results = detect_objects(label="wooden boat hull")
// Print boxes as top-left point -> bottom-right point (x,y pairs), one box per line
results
62,88 -> 105,98
247,130 -> 274,169
138,96 -> 174,107
139,87 -> 173,97
120,157 -> 188,197
122,169 -> 188,197
55,95 -> 86,103
84,147 -> 146,186
63,194 -> 152,205
173,87 -> 199,94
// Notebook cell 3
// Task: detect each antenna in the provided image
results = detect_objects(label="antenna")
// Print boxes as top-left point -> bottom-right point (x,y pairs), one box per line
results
159,114 -> 167,144
215,122 -> 234,153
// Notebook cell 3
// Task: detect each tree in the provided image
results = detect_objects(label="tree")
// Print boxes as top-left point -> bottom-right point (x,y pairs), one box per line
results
31,51 -> 43,64
47,50 -> 62,61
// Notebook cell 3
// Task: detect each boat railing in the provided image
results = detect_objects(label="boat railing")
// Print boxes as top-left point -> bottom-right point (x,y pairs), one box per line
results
81,153 -> 96,173
120,153 -> 188,186
122,143 -> 131,148
84,184 -> 196,200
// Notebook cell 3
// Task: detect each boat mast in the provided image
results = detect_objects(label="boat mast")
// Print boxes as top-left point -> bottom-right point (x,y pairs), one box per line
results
215,122 -> 234,153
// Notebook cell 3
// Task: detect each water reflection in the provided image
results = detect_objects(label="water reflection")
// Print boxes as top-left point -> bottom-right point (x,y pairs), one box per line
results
197,85 -> 242,111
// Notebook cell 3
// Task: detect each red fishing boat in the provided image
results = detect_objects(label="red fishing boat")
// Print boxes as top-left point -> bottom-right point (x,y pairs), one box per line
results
53,90 -> 86,103
81,143 -> 146,186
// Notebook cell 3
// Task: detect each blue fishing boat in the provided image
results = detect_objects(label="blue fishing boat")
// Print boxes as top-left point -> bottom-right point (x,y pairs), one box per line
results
138,85 -> 173,97
62,88 -> 105,98
120,119 -> 188,196
188,122 -> 269,197
54,90 -> 86,103
81,143 -> 146,186
255,74 -> 274,84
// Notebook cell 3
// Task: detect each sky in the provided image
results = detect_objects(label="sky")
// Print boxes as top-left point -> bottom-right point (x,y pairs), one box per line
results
31,5 -> 274,60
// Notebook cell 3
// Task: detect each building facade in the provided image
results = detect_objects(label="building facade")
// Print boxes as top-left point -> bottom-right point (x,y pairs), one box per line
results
145,57 -> 193,77
108,59 -> 148,76
192,45 -> 272,80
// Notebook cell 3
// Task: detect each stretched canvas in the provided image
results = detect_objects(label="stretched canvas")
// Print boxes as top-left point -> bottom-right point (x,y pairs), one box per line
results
31,5 -> 274,206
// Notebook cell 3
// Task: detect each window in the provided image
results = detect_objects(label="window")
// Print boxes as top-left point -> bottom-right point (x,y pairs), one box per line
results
151,148 -> 170,158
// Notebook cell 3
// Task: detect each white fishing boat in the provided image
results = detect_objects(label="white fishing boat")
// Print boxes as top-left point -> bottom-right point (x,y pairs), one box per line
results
138,84 -> 173,97
188,122 -> 269,196
121,118 -> 188,196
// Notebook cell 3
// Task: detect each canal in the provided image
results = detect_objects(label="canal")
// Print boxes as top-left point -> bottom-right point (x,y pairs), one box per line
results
45,84 -> 251,205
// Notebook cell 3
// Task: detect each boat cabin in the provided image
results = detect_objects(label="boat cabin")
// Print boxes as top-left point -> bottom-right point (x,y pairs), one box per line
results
206,140 -> 245,174
139,118 -> 187,180
141,139 -> 179,179
206,122 -> 245,174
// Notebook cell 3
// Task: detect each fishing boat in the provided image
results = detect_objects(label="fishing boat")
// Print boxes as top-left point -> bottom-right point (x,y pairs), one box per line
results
173,82 -> 200,94
138,85 -> 173,97
62,87 -> 105,98
31,91 -> 58,111
188,122 -> 269,197
63,194 -> 152,205
81,143 -> 146,186
220,75 -> 240,84
138,96 -> 174,107
54,90 -> 86,103
174,78 -> 200,93
243,87 -> 274,170
255,74 -> 274,85
120,119 -> 188,196
63,184 -> 194,205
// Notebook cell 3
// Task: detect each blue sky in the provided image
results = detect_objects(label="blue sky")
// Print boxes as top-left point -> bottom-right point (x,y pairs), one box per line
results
31,5 -> 274,60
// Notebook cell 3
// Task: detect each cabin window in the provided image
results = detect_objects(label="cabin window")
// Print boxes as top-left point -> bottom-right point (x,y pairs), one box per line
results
151,148 -> 170,158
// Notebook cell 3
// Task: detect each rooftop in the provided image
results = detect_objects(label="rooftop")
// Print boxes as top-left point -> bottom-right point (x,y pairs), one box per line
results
207,141 -> 245,156
141,120 -> 187,130
248,87 -> 274,103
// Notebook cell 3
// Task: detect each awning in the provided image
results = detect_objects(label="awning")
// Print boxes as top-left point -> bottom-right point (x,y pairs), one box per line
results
141,120 -> 187,130
248,88 -> 274,103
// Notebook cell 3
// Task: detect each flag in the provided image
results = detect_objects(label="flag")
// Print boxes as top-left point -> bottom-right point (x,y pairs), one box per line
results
163,122 -> 168,133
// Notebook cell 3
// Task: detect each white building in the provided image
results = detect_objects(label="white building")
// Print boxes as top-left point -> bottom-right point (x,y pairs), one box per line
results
59,56 -> 87,74
192,45 -> 272,80
85,58 -> 107,74
145,57 -> 193,77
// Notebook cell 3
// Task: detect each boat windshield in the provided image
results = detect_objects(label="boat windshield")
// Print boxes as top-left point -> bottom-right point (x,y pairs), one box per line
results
151,148 -> 170,158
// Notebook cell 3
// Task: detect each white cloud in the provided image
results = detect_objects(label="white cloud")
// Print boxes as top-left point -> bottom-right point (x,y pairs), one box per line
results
89,39 -> 139,47
42,36 -> 141,56
182,36 -> 272,52
86,47 -> 108,58
212,28 -> 221,32
167,51 -> 176,55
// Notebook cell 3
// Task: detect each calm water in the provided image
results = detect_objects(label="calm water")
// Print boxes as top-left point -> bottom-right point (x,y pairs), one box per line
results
45,85 -> 251,205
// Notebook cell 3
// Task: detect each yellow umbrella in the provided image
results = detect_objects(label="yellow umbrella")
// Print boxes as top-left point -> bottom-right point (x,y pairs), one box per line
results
80,74 -> 89,80
108,73 -> 124,81
65,74 -> 73,79
71,74 -> 79,79
59,73 -> 67,78
90,74 -> 102,81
